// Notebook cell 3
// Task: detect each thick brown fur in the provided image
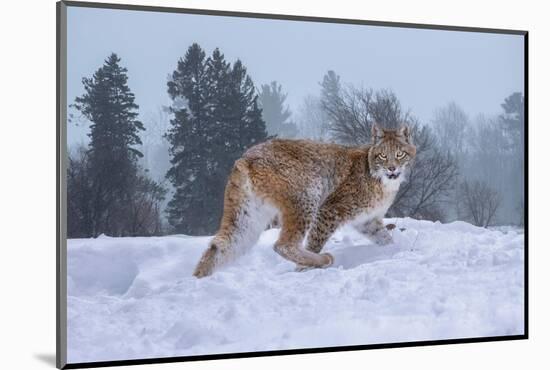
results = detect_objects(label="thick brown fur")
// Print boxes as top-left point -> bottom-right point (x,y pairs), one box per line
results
193,125 -> 416,278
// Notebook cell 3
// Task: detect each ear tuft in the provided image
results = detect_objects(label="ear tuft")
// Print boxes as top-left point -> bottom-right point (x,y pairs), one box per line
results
371,123 -> 384,144
398,125 -> 411,143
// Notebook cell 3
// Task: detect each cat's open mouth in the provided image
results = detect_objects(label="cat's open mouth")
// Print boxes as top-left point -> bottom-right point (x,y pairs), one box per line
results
387,173 -> 400,180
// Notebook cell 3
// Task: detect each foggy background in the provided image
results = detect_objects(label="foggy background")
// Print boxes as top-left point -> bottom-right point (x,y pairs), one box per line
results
66,6 -> 525,237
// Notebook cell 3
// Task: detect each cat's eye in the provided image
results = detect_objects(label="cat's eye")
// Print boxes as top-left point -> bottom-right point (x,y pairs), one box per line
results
377,153 -> 387,160
396,151 -> 406,159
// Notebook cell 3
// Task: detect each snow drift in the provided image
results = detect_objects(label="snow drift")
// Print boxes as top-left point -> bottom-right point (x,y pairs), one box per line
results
67,218 -> 524,363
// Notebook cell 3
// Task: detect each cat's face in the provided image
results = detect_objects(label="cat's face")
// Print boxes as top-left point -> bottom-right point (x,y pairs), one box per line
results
368,124 -> 416,183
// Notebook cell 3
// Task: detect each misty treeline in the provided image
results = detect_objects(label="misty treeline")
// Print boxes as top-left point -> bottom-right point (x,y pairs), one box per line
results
297,71 -> 524,227
68,45 -> 524,238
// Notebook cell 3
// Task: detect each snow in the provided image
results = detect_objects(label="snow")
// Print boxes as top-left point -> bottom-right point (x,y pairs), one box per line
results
67,218 -> 525,364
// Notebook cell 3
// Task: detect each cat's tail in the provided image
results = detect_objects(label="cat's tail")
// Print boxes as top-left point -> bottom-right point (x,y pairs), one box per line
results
193,160 -> 273,278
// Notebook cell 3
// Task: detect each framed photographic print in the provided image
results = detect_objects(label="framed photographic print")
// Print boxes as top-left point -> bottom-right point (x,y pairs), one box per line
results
56,1 -> 528,368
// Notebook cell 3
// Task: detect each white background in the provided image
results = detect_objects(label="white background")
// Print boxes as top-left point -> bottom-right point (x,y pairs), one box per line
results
0,0 -> 547,369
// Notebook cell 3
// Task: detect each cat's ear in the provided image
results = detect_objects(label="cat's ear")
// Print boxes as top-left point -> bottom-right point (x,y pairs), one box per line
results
371,123 -> 384,144
398,125 -> 412,144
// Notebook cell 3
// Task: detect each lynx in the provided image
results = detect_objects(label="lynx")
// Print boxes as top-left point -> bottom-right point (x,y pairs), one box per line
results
193,124 -> 416,278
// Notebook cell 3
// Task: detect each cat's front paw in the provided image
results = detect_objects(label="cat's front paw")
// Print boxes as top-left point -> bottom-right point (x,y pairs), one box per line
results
372,229 -> 393,246
295,253 -> 334,272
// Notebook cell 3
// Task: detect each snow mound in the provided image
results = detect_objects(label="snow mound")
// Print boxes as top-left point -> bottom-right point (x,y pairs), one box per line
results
67,218 -> 525,363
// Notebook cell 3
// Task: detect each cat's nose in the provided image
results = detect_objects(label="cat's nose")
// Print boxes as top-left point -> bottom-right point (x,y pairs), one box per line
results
388,166 -> 396,172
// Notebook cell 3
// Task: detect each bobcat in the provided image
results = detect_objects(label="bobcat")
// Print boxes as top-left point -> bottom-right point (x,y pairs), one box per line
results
193,124 -> 416,278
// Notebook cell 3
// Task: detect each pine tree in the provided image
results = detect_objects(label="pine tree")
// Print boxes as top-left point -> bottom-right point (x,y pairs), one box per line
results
258,81 -> 298,138
71,53 -> 164,237
319,70 -> 342,139
165,45 -> 268,235
500,92 -> 525,152
499,92 -> 525,225
75,54 -> 145,161
165,44 -> 213,234
320,70 -> 342,113
223,60 -> 268,160
206,48 -> 233,186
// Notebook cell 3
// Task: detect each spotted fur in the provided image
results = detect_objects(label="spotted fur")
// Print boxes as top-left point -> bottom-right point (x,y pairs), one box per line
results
193,124 -> 417,278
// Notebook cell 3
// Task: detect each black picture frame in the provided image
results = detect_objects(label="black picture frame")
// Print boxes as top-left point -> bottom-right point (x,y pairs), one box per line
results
56,1 -> 529,368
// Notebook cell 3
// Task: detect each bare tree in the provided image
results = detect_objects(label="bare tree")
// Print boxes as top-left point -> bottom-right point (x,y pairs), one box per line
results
516,200 -> 525,227
322,85 -> 412,145
432,102 -> 470,157
389,124 -> 458,220
67,146 -> 166,237
141,106 -> 172,183
317,77 -> 458,221
458,180 -> 501,227
67,146 -> 94,238
296,95 -> 330,141
127,174 -> 166,236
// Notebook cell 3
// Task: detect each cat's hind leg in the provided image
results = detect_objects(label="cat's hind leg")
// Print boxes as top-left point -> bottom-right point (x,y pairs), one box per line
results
273,207 -> 333,269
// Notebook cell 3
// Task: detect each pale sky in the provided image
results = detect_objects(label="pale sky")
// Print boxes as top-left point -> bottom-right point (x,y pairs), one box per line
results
67,5 -> 524,146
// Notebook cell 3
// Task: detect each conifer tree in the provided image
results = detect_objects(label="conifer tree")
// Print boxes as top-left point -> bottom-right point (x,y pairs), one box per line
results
165,44 -> 268,234
499,92 -> 525,225
221,60 -> 268,164
165,44 -> 213,234
71,53 -> 164,237
500,92 -> 524,153
320,70 -> 342,115
258,81 -> 298,138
